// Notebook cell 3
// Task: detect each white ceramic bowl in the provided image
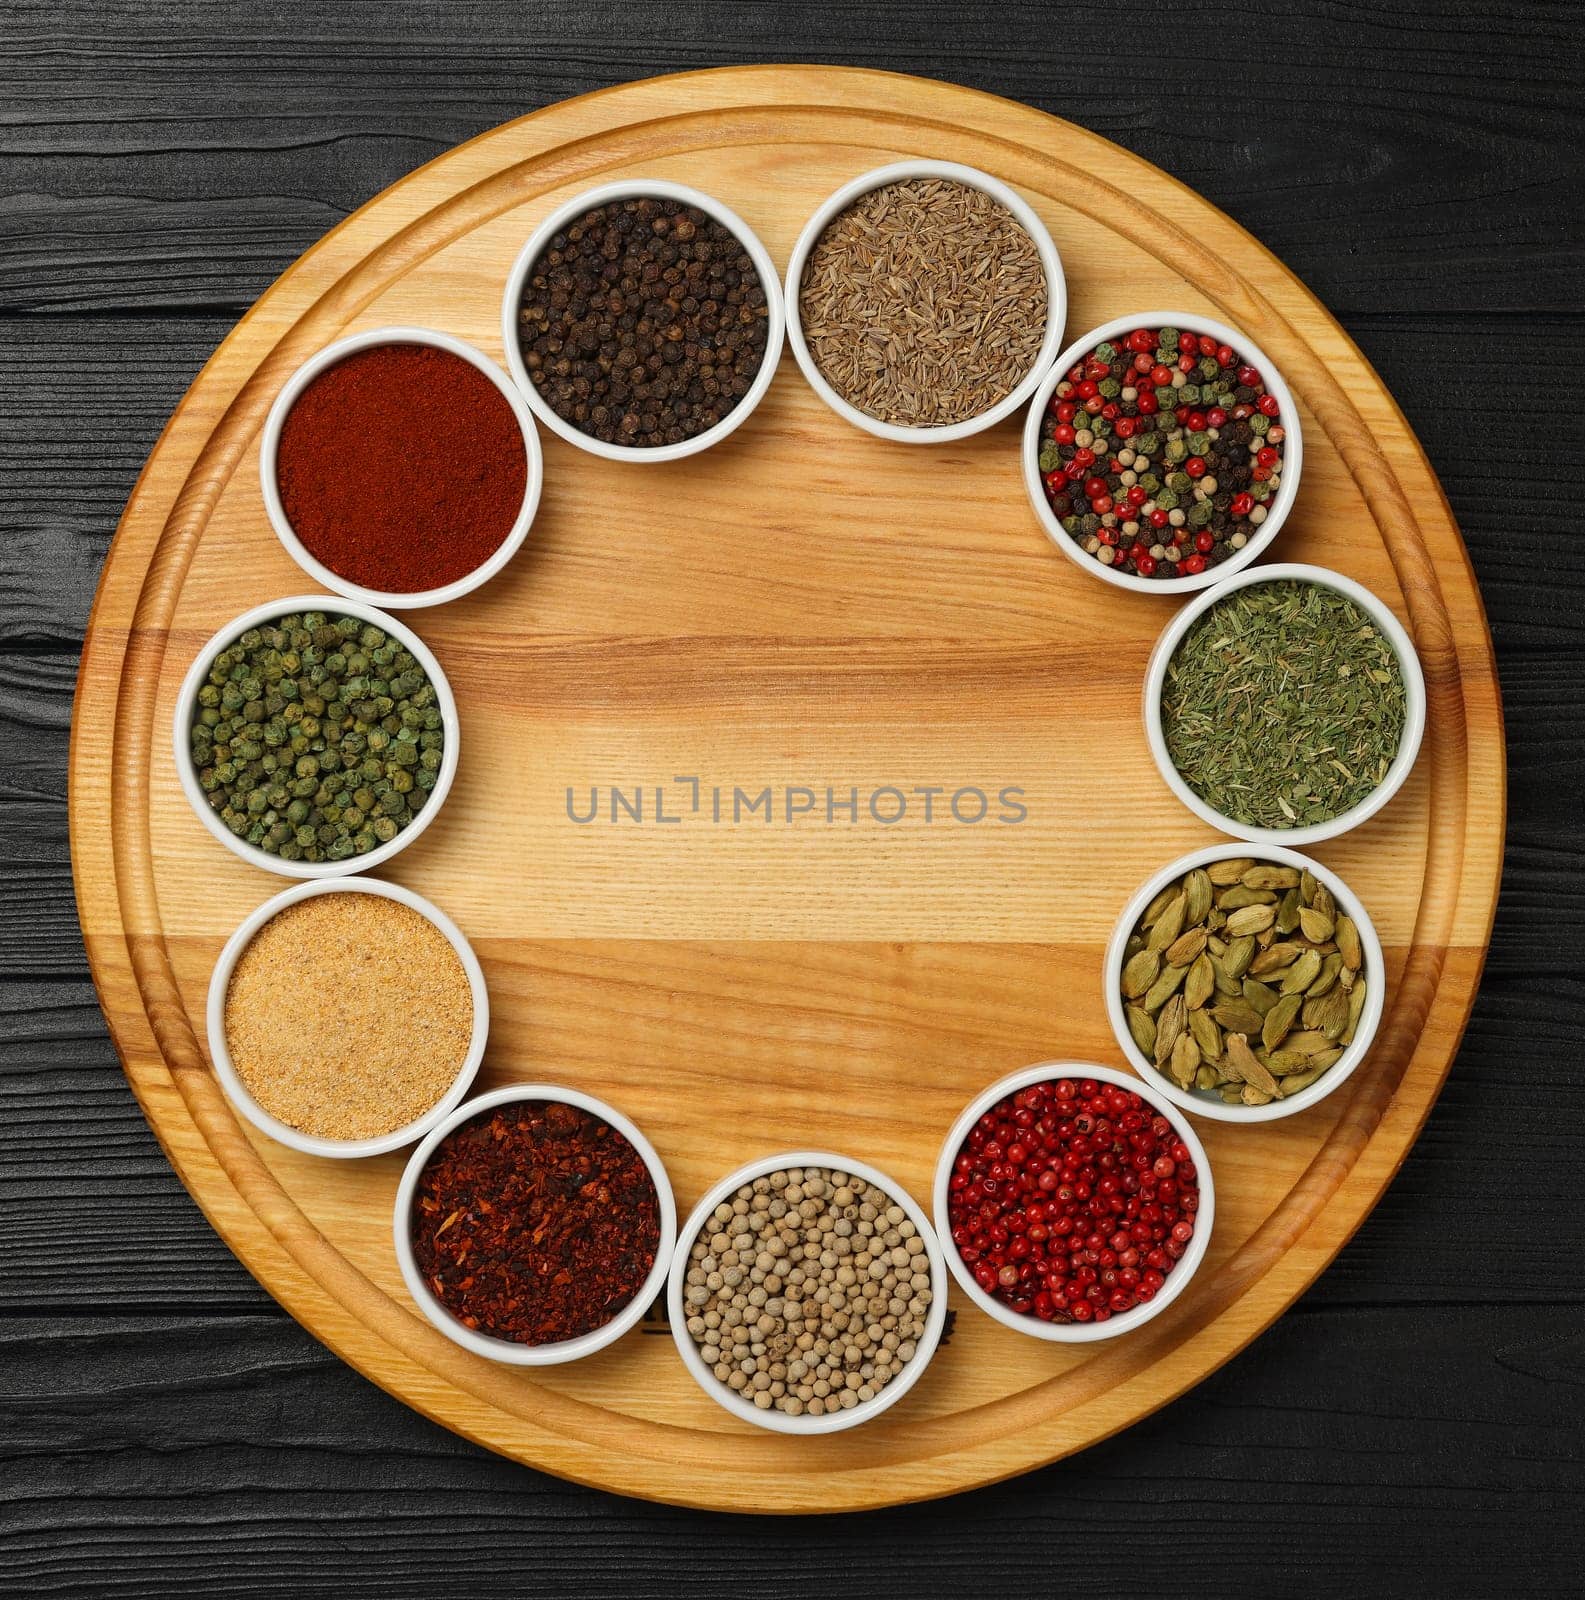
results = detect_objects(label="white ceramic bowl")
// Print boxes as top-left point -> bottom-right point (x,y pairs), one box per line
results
1023,310 -> 1303,593
206,876 -> 488,1158
1105,845 -> 1386,1124
173,594 -> 459,878
933,1062 -> 1214,1342
395,1083 -> 677,1366
668,1150 -> 948,1434
259,326 -> 542,609
784,160 -> 1066,444
499,180 -> 784,463
1144,561 -> 1427,846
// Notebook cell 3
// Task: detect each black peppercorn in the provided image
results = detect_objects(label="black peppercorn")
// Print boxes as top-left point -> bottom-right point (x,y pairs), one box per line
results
519,197 -> 769,448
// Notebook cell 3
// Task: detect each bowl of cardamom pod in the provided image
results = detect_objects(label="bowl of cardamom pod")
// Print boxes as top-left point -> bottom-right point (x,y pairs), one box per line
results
1105,844 -> 1385,1122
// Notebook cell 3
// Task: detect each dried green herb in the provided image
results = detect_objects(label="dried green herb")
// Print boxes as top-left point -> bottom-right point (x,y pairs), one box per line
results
1161,579 -> 1407,829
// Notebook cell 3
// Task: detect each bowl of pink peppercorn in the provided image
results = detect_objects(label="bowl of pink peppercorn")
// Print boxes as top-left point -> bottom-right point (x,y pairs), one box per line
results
1022,311 -> 1302,593
933,1061 -> 1214,1341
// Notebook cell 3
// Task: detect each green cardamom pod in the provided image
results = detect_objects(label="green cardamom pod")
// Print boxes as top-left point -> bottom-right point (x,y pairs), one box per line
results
1154,994 -> 1187,1066
1164,924 -> 1209,967
1224,903 -> 1276,937
1207,857 -> 1256,885
1125,1003 -> 1156,1058
1189,1005 -> 1223,1061
1182,868 -> 1213,926
1146,893 -> 1188,952
1241,977 -> 1279,1016
1306,952 -> 1344,997
1211,999 -> 1266,1035
1262,992 -> 1303,1051
1121,947 -> 1162,999
1249,941 -> 1300,975
1143,962 -> 1190,1012
1185,952 -> 1216,1011
1223,934 -> 1256,978
1279,948 -> 1323,995
1342,977 -> 1368,1045
1241,864 -> 1300,890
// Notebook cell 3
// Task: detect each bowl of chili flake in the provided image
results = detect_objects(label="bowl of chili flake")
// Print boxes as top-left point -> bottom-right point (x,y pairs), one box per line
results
394,1084 -> 676,1365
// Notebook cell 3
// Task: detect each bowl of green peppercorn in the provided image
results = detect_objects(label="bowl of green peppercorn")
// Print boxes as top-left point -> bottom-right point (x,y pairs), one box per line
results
173,595 -> 459,877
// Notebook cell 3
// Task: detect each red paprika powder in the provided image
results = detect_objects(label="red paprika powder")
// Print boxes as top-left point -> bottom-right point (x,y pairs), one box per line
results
275,343 -> 528,594
412,1099 -> 661,1345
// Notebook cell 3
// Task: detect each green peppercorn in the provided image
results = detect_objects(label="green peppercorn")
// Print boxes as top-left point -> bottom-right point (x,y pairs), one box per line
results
188,610 -> 444,860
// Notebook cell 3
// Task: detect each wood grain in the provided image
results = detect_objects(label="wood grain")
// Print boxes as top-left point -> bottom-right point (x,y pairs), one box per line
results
66,67 -> 1503,1510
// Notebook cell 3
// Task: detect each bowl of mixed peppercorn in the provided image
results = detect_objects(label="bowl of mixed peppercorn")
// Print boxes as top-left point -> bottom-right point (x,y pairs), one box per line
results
1022,313 -> 1302,591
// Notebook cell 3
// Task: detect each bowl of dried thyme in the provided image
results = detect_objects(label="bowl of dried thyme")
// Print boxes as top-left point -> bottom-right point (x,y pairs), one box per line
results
1106,845 -> 1386,1122
785,160 -> 1066,443
1144,564 -> 1427,846
1023,312 -> 1302,591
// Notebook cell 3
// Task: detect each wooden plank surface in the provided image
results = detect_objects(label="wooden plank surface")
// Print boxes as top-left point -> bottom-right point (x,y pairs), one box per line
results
2,0 -> 1581,1589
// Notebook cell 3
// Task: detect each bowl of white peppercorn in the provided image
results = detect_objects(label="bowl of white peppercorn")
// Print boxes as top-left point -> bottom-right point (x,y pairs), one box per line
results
667,1151 -> 949,1434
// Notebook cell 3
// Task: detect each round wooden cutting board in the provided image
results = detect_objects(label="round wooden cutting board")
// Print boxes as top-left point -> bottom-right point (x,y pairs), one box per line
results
69,66 -> 1504,1511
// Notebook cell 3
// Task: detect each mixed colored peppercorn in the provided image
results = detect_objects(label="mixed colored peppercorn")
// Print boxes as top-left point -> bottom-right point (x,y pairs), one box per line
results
946,1076 -> 1200,1324
1038,325 -> 1286,580
412,1099 -> 661,1345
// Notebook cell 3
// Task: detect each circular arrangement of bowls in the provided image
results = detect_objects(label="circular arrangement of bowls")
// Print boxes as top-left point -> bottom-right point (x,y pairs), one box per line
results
169,151 -> 1438,1393
259,326 -> 543,609
932,1062 -> 1215,1341
394,1083 -> 677,1365
667,1150 -> 949,1433
1143,561 -> 1427,846
206,876 -> 489,1158
784,159 -> 1067,444
172,593 -> 461,880
1023,309 -> 1303,593
499,179 -> 786,464
1104,845 -> 1386,1123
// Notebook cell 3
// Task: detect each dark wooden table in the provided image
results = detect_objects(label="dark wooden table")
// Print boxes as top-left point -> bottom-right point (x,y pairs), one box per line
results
3,4 -> 1580,1593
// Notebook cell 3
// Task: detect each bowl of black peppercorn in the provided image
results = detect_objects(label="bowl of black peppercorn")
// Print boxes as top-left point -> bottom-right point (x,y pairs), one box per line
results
500,180 -> 785,463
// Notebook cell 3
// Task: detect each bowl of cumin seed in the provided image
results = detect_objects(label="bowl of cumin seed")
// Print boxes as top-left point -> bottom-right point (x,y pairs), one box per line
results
785,161 -> 1066,444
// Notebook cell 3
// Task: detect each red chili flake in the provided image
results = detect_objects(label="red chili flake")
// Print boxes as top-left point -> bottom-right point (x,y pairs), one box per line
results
412,1100 -> 660,1345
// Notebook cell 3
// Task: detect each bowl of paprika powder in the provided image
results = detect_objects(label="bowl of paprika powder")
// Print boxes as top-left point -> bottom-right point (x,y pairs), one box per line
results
261,326 -> 542,608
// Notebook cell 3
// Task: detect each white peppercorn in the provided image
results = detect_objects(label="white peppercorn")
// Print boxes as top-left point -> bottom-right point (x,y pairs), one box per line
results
683,1165 -> 933,1419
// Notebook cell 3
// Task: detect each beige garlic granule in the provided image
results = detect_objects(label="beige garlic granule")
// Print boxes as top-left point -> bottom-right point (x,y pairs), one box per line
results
223,893 -> 472,1141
